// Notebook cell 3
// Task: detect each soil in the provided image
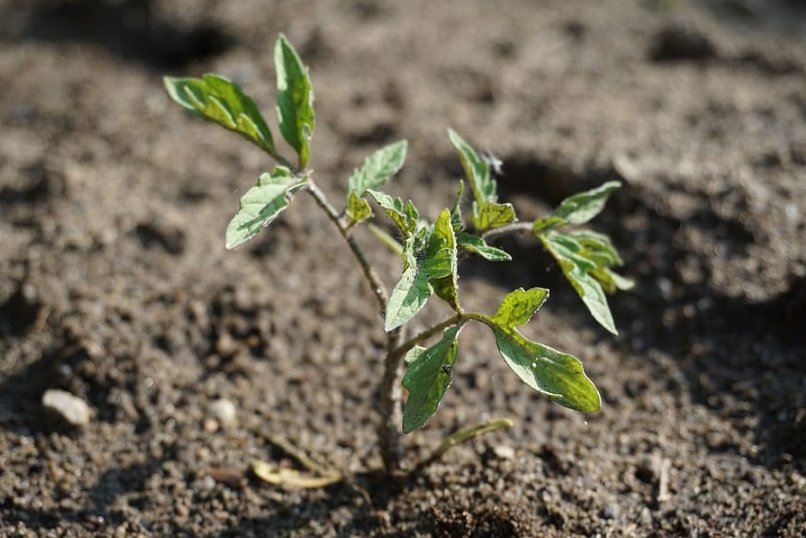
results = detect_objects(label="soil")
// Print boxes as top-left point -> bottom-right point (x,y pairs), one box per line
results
1,0 -> 805,536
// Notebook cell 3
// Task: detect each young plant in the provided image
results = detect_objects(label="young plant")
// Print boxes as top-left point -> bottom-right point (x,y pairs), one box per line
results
164,35 -> 632,477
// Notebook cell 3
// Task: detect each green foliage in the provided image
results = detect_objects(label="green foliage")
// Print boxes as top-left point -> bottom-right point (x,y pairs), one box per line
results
457,233 -> 511,261
164,34 -> 633,464
275,34 -> 315,169
163,74 -> 276,155
474,201 -> 517,231
428,210 -> 460,310
490,287 -> 549,328
346,192 -> 373,225
447,129 -> 516,232
532,181 -> 631,334
347,141 -> 408,197
533,181 -> 621,234
402,325 -> 463,433
225,166 -> 307,249
477,288 -> 601,413
346,141 -> 408,226
385,209 -> 458,331
367,190 -> 420,236
490,326 -> 601,413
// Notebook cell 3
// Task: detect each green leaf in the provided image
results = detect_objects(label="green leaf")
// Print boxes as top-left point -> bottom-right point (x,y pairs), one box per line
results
470,289 -> 600,412
385,210 -> 459,331
225,167 -> 306,249
473,200 -> 517,231
275,34 -> 315,169
367,190 -> 419,236
447,129 -> 514,232
490,326 -> 601,413
163,74 -> 275,155
564,230 -> 633,293
457,233 -> 511,262
534,181 -> 621,233
427,210 -> 460,310
346,192 -> 373,225
566,230 -> 623,267
539,232 -> 617,334
447,129 -> 496,205
491,287 -> 549,329
402,324 -> 463,433
347,141 -> 408,197
386,269 -> 431,332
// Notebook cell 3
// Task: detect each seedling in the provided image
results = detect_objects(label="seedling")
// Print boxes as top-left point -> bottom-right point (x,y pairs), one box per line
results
164,35 -> 632,479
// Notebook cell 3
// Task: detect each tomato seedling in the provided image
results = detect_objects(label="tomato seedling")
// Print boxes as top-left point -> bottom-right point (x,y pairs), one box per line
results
164,35 -> 632,476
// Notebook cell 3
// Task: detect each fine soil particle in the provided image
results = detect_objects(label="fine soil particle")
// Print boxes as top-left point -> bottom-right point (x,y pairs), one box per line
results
1,0 -> 805,536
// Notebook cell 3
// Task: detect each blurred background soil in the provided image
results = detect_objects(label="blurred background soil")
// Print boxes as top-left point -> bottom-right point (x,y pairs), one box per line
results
0,0 -> 804,535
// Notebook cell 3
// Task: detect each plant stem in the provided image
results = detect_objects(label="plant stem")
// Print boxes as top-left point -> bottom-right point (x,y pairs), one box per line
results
304,179 -> 406,473
480,221 -> 534,243
305,180 -> 389,313
389,314 -> 465,360
377,326 -> 405,473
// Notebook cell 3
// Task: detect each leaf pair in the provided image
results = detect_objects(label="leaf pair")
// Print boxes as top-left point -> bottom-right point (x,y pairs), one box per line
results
401,287 -> 601,433
484,288 -> 600,414
164,35 -> 314,169
447,129 -> 516,233
532,182 -> 633,334
165,35 -> 315,248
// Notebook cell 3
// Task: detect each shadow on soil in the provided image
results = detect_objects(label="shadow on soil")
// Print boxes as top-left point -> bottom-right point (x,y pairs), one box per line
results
16,0 -> 232,68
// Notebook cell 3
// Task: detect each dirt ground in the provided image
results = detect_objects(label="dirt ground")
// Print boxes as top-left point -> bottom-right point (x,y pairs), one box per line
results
1,0 -> 804,536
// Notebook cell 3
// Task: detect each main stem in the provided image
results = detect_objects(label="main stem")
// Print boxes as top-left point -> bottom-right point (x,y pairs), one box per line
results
305,181 -> 532,474
305,180 -> 406,472
306,180 -> 389,313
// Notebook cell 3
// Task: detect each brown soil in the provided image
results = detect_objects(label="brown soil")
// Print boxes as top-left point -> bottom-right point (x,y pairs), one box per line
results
1,0 -> 805,536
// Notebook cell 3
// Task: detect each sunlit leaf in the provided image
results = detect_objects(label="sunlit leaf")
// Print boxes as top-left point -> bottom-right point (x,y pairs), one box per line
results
491,287 -> 549,328
447,129 -> 496,204
427,210 -> 459,310
490,326 -> 601,413
347,141 -> 408,196
533,181 -> 621,233
164,74 -> 275,155
225,166 -> 306,249
539,232 -> 617,334
385,210 -> 459,331
473,288 -> 600,413
457,233 -> 511,262
367,190 -> 419,236
346,192 -> 373,225
275,34 -> 315,168
449,180 -> 465,233
473,200 -> 517,232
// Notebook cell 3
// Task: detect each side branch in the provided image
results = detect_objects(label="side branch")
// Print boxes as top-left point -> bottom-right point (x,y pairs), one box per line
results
389,314 -> 464,360
305,180 -> 389,313
480,221 -> 534,243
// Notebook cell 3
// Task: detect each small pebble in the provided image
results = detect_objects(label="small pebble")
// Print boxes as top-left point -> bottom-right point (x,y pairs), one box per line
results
209,398 -> 237,428
42,389 -> 92,427
493,445 -> 516,460
203,418 -> 219,433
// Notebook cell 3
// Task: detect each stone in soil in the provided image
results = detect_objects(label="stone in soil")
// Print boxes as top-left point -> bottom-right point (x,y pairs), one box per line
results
42,389 -> 93,428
